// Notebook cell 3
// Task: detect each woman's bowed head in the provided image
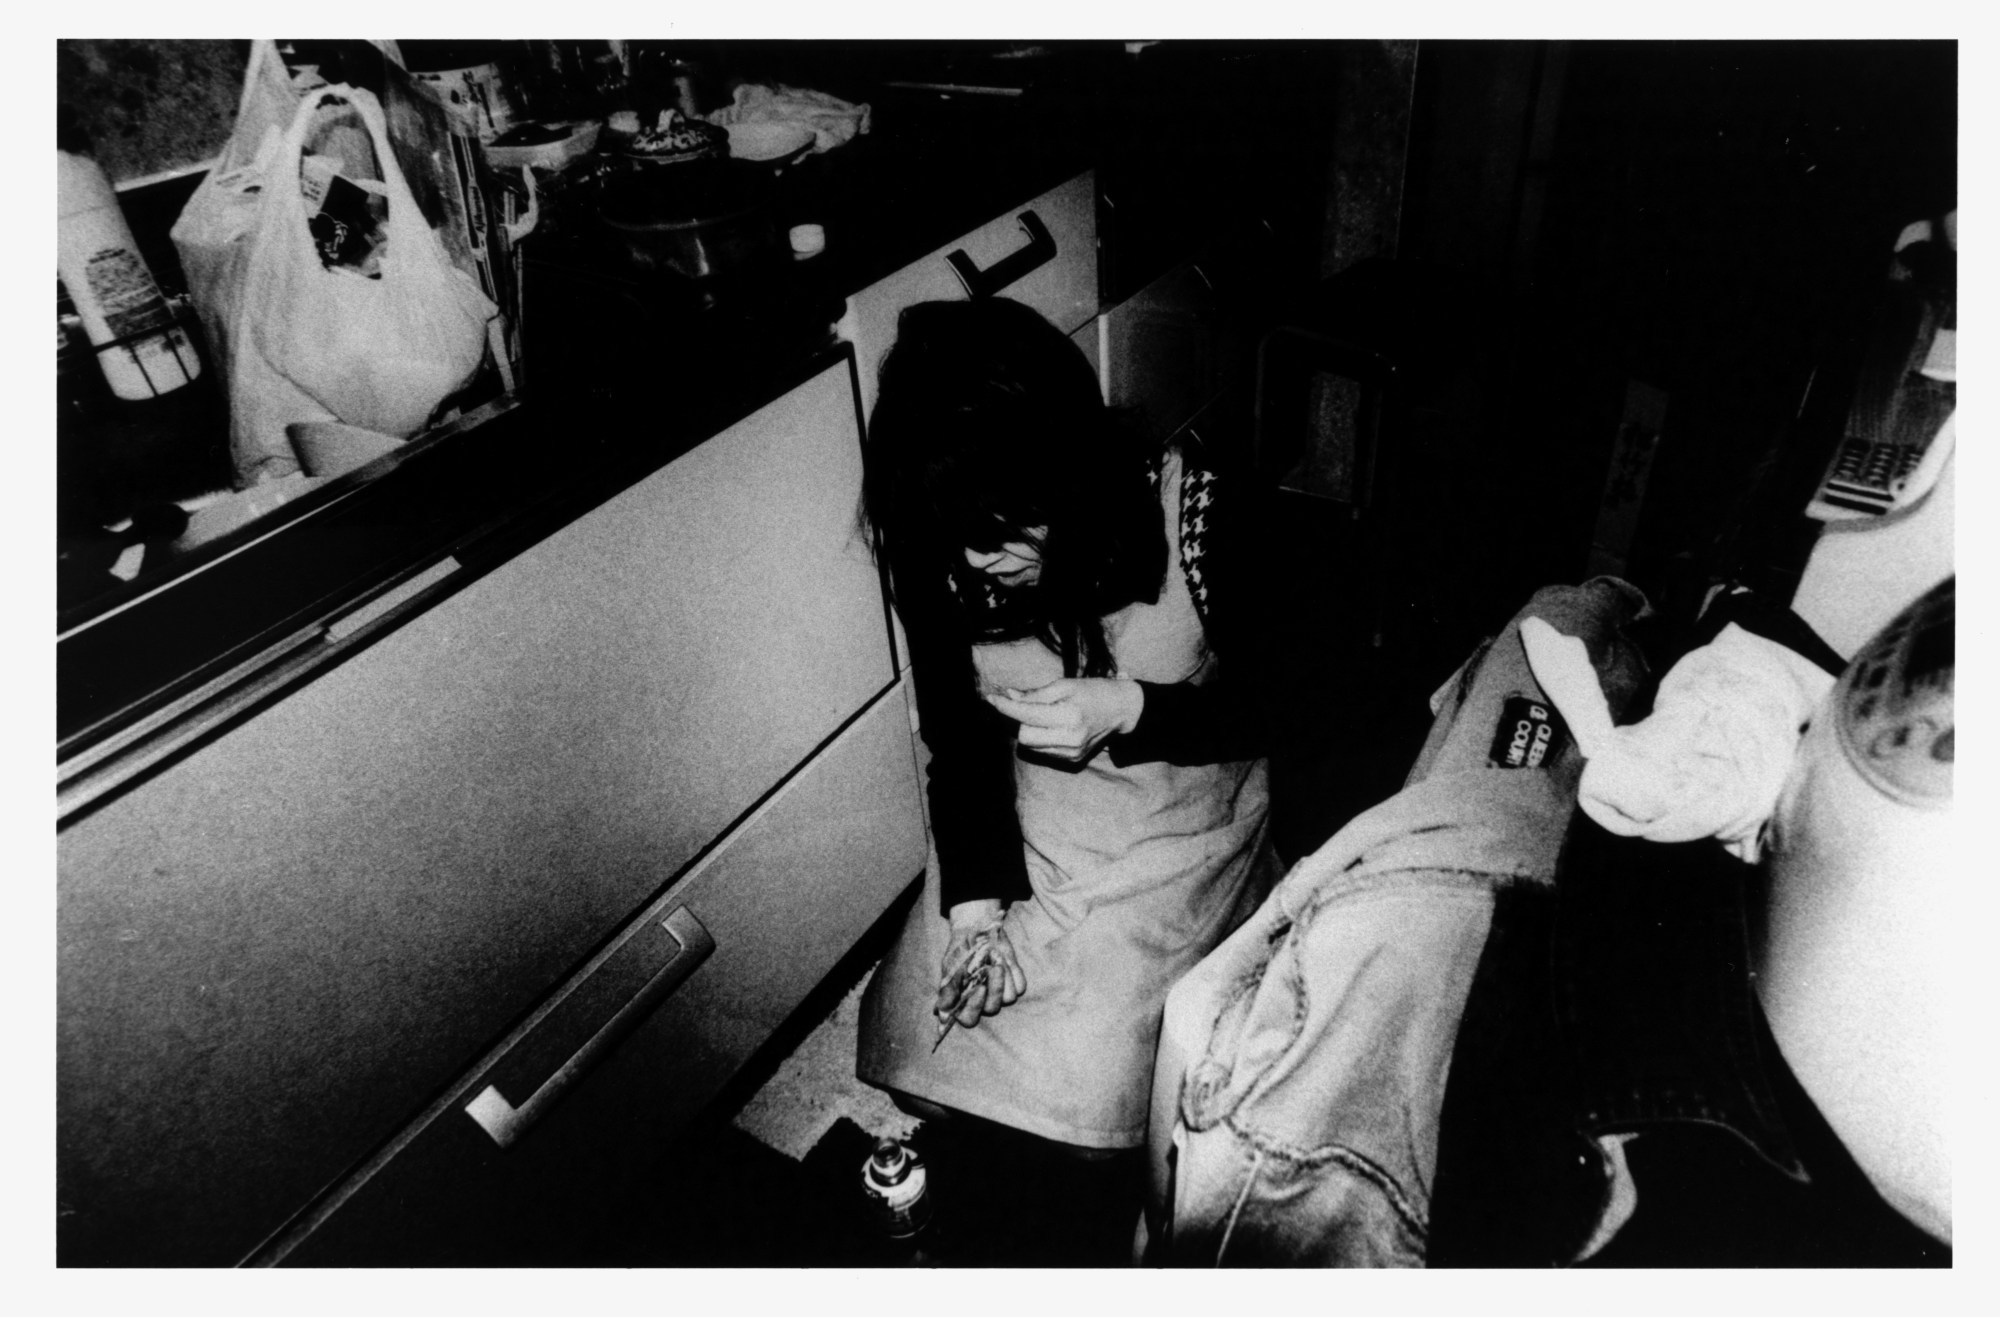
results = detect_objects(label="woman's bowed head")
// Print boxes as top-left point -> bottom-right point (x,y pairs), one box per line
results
862,298 -> 1160,768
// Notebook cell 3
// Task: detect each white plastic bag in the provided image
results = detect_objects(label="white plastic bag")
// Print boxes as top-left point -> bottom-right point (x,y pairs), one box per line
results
170,39 -> 317,484
245,85 -> 495,444
171,39 -> 298,302
173,50 -> 496,486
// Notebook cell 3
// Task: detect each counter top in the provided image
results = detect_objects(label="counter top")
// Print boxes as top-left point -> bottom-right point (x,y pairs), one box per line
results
523,84 -> 1092,421
58,85 -> 1093,775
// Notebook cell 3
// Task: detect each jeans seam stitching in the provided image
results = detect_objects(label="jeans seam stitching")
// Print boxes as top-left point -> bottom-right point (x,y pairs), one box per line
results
1298,866 -> 1511,919
1222,1119 -> 1430,1243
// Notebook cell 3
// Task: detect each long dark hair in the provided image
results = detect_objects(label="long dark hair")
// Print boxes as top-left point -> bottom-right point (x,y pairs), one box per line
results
861,298 -> 1165,678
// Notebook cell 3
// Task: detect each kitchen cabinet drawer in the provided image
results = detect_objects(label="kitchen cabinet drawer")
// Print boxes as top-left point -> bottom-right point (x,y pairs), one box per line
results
845,169 -> 1097,421
57,360 -> 895,1266
264,689 -> 926,1265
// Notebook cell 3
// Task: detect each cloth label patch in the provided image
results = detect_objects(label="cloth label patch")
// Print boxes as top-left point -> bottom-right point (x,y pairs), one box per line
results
1490,695 -> 1566,769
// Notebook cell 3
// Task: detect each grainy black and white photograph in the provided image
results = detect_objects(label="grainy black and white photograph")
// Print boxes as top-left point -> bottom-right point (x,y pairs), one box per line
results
51,15 -> 1963,1283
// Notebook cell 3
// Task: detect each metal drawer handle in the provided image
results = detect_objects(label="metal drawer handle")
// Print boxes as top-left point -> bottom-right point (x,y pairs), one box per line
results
946,210 -> 1057,299
464,906 -> 715,1149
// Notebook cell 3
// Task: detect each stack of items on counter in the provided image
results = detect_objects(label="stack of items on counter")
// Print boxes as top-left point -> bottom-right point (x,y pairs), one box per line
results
283,40 -> 874,336
377,42 -> 537,378
170,40 -> 502,490
57,39 -> 875,608
428,40 -> 871,281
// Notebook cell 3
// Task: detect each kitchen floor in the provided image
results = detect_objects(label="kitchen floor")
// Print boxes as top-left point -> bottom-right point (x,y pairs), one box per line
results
625,1112 -> 1146,1268
567,915 -> 1149,1268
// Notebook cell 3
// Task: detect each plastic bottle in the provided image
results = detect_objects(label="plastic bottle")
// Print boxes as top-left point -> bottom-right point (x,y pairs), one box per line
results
859,1138 -> 934,1241
56,145 -> 201,401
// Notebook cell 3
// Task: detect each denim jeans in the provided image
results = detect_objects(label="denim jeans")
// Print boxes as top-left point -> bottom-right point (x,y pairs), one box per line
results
1145,581 -> 1650,1266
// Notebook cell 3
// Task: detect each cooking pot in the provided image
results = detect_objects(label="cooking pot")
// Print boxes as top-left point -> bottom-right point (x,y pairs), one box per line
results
595,157 -> 783,281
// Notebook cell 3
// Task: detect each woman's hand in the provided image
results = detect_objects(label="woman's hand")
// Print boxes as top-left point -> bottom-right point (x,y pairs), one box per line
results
936,899 -> 1027,1028
985,677 -> 1145,765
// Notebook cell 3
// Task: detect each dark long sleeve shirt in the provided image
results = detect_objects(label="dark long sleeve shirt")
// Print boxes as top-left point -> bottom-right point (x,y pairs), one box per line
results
904,441 -> 1302,913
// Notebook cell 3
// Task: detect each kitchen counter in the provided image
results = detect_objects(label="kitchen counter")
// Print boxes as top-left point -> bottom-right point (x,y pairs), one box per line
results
523,83 -> 1094,418
58,85 -> 1093,772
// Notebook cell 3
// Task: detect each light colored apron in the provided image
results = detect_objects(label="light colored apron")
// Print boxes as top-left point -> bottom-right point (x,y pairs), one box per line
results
858,452 -> 1274,1149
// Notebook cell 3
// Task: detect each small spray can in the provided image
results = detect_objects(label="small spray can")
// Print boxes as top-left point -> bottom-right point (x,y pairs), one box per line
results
860,1138 -> 933,1240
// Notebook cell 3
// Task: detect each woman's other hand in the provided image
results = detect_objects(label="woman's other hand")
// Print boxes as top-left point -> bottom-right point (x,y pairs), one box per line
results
985,677 -> 1145,764
937,899 -> 1026,1027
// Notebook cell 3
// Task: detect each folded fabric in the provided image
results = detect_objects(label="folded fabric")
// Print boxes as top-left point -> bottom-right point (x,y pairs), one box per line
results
1523,618 -> 1835,862
705,82 -> 871,154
